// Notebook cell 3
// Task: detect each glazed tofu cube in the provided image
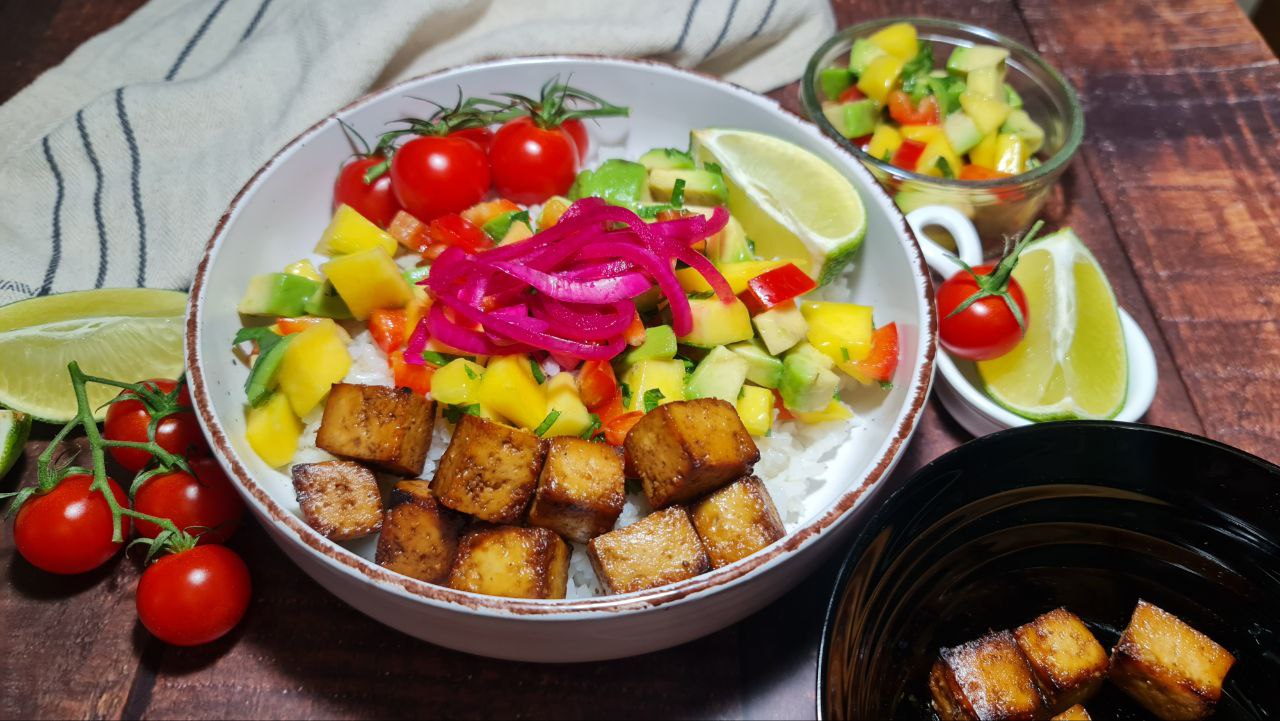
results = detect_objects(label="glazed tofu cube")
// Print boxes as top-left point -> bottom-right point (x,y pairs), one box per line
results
1109,600 -> 1235,720
689,476 -> 785,568
929,631 -> 1047,721
588,506 -> 710,594
374,480 -> 463,584
526,437 -> 625,543
623,398 -> 760,507
291,460 -> 383,541
315,383 -> 436,476
445,525 -> 569,599
1051,705 -> 1092,721
431,414 -> 545,523
1014,608 -> 1109,711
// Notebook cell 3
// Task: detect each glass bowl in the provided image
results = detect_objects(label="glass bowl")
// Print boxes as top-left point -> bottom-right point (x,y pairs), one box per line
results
802,17 -> 1084,257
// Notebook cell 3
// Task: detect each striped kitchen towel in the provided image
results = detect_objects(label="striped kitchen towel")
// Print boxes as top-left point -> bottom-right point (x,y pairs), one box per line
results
0,0 -> 834,306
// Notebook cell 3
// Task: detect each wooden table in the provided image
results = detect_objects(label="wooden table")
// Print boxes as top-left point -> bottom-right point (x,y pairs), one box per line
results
3,0 -> 1277,718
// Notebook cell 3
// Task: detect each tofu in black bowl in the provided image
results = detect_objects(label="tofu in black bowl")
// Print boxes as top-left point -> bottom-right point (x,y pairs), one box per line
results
818,422 -> 1280,720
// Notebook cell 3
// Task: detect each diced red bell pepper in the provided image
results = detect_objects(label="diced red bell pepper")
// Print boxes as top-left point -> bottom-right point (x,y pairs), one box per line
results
740,263 -> 816,315
274,317 -> 329,335
603,411 -> 644,446
958,164 -> 1014,181
852,134 -> 873,150
426,213 -> 491,254
578,360 -> 618,410
887,91 -> 940,126
460,199 -> 520,229
772,389 -> 796,421
388,210 -> 429,253
891,139 -> 928,172
623,312 -> 646,347
389,350 -> 435,396
845,322 -> 900,384
837,86 -> 866,103
368,308 -> 407,354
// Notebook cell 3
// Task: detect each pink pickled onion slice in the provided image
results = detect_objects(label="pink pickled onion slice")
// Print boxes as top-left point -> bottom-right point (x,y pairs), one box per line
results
402,317 -> 430,365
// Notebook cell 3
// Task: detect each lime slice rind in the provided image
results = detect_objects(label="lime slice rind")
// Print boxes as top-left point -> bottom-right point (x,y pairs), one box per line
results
0,410 -> 32,479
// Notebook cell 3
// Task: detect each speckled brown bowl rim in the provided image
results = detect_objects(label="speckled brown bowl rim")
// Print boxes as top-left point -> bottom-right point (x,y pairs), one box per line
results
186,56 -> 938,617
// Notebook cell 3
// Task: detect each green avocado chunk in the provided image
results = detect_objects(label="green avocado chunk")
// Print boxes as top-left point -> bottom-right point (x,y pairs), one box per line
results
569,159 -> 648,207
706,215 -> 753,265
819,67 -> 854,100
648,168 -> 728,206
779,342 -> 840,413
238,273 -> 320,317
728,340 -> 783,389
625,324 -> 678,364
638,148 -> 696,172
685,346 -> 748,403
302,279 -> 353,319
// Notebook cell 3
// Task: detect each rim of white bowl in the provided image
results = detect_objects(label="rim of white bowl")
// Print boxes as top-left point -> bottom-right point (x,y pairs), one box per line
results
186,55 -> 938,618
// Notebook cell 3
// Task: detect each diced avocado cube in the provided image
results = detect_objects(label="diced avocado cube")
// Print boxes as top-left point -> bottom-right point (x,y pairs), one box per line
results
302,279 -> 354,319
648,168 -> 728,206
569,159 -> 648,207
819,67 -> 855,100
624,324 -> 678,364
779,343 -> 841,413
1004,83 -> 1023,109
686,346 -> 749,403
244,333 -> 294,407
1000,109 -> 1045,155
481,210 -> 528,241
849,38 -> 889,75
639,148 -> 696,172
966,65 -> 1004,100
706,215 -> 753,265
729,340 -> 783,389
945,44 -> 1010,74
752,302 -> 808,356
822,99 -> 879,139
238,273 -> 320,317
942,111 -> 984,155
679,297 -> 753,348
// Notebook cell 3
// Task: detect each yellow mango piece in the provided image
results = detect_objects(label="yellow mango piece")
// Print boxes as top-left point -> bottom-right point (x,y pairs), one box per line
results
866,124 -> 903,160
430,358 -> 486,405
245,393 -> 303,467
993,132 -> 1029,174
675,260 -> 790,295
793,400 -> 854,424
477,354 -> 547,431
543,373 -> 592,436
538,196 -> 572,230
856,54 -> 906,104
969,132 -> 1001,170
899,124 -> 942,143
322,247 -> 412,320
917,135 -> 964,177
958,92 -> 1012,136
315,204 -> 397,257
800,301 -> 875,364
498,221 -> 534,246
283,259 -> 322,282
868,22 -> 919,61
736,385 -> 775,436
621,359 -> 687,412
277,322 -> 351,417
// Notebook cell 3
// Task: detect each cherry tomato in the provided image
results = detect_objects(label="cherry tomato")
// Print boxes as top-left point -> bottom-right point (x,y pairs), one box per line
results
937,264 -> 1030,360
837,86 -> 867,103
390,135 -> 490,221
136,545 -> 251,646
489,117 -> 580,205
103,379 -> 207,472
577,360 -> 618,409
603,411 -> 643,446
561,118 -> 589,158
132,457 -> 245,544
14,474 -> 129,574
887,91 -> 940,126
451,127 -> 493,153
334,156 -> 401,228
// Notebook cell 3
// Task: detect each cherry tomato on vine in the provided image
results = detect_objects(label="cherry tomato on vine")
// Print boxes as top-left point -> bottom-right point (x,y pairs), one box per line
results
561,118 -> 589,158
490,116 -> 581,205
132,457 -> 245,544
937,264 -> 1030,361
390,135 -> 491,222
136,544 -> 251,646
14,474 -> 130,574
334,156 -> 401,228
451,126 -> 494,153
103,379 -> 207,472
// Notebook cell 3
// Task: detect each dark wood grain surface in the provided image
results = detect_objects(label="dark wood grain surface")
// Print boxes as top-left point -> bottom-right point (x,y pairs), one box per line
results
2,0 -> 1278,718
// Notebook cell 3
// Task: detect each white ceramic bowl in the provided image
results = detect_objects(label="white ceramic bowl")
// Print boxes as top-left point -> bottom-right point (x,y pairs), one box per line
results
186,57 -> 938,662
904,207 -> 1158,437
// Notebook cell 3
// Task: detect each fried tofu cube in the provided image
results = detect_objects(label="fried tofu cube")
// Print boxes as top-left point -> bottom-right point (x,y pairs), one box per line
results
1051,705 -> 1092,721
291,460 -> 383,541
929,631 -> 1047,721
315,383 -> 436,476
526,437 -> 625,543
445,525 -> 569,599
588,506 -> 710,594
689,476 -> 785,568
1109,600 -> 1235,720
1014,608 -> 1109,712
623,398 -> 760,507
431,414 -> 545,523
374,480 -> 463,584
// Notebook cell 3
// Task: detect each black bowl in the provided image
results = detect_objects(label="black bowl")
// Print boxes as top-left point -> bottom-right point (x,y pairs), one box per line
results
818,422 -> 1280,720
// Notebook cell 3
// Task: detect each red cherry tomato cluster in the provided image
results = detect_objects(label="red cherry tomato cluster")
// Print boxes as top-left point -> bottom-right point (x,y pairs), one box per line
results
937,221 -> 1044,361
334,79 -> 626,229
10,375 -> 250,648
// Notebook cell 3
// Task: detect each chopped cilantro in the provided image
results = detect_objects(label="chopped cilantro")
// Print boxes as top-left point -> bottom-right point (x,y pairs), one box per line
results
533,409 -> 561,437
936,156 -> 955,179
580,413 -> 603,440
529,358 -> 546,384
840,346 -> 851,362
703,161 -> 723,176
422,350 -> 474,366
620,382 -> 632,408
879,380 -> 894,391
442,403 -> 481,423
463,364 -> 479,381
643,388 -> 665,413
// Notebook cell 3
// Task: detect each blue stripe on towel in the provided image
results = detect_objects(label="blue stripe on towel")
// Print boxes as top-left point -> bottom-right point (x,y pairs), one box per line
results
39,136 -> 64,296
749,0 -> 777,39
75,110 -> 108,289
114,88 -> 148,287
241,0 -> 274,40
166,0 -> 232,81
703,0 -> 740,60
674,0 -> 702,52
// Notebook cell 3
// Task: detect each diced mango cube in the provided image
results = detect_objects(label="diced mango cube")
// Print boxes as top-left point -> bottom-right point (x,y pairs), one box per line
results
900,124 -> 943,143
867,22 -> 918,61
430,358 -> 486,406
316,204 -> 398,257
621,359 -> 687,412
918,135 -> 964,177
856,54 -> 906,104
866,124 -> 903,160
959,92 -> 1013,136
544,373 -> 593,436
477,354 -> 547,431
800,301 -> 875,365
283,259 -> 323,281
277,322 -> 351,417
793,400 -> 853,424
323,247 -> 413,320
246,393 -> 303,467
675,260 -> 789,295
538,196 -> 572,230
736,385 -> 775,436
993,132 -> 1029,175
970,131 -> 1001,170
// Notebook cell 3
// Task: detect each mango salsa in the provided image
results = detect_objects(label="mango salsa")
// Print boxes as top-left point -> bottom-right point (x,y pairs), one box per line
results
276,321 -> 351,417
792,400 -> 854,424
245,393 -> 303,467
856,54 -> 906,104
800,301 -> 875,365
477,354 -> 547,431
621,359 -> 687,412
736,385 -> 775,436
543,373 -> 593,436
867,22 -> 919,61
430,358 -> 486,405
323,247 -> 413,320
675,260 -> 789,295
315,204 -> 397,257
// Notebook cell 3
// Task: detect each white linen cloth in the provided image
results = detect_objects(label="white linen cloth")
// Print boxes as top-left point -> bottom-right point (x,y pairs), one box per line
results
0,0 -> 834,305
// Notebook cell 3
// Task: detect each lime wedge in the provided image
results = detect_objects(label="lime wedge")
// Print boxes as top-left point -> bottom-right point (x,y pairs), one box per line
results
977,229 -> 1127,420
0,410 -> 32,479
690,129 -> 867,285
0,289 -> 188,422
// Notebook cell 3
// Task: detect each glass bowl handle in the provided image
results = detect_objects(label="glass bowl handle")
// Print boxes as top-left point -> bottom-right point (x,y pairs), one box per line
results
906,206 -> 983,277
